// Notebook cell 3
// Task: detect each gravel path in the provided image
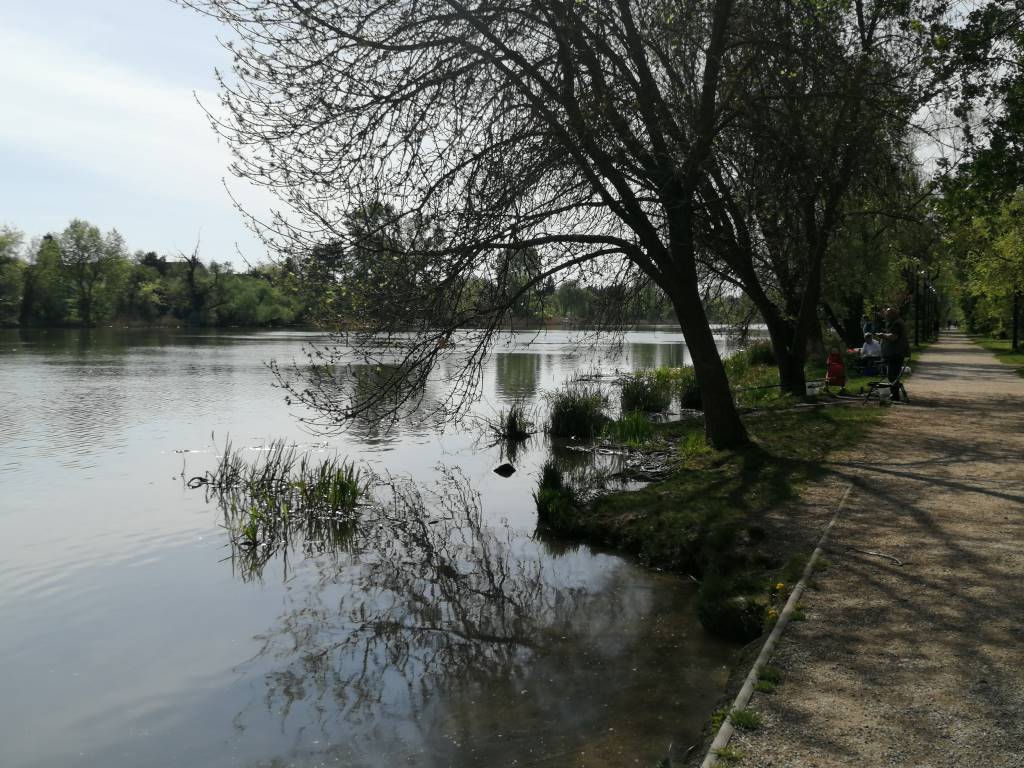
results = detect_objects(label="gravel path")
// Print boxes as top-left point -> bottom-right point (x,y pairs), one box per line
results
731,332 -> 1024,768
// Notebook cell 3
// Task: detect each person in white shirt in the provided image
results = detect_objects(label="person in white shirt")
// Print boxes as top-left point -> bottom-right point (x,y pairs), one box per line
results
860,333 -> 882,358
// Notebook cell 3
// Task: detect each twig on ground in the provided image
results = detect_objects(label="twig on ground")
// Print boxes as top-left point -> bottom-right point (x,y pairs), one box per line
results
845,545 -> 905,566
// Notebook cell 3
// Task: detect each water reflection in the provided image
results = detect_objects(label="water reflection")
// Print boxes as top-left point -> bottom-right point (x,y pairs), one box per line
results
0,327 -> 747,768
628,342 -> 687,370
493,352 -> 543,402
231,469 -> 731,767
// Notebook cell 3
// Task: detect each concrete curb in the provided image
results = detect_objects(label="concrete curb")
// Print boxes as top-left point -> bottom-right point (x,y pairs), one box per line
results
698,483 -> 854,768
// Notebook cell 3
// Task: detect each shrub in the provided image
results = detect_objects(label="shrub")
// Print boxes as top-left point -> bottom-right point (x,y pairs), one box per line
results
547,383 -> 609,439
744,339 -> 776,366
678,366 -> 703,410
620,368 -> 674,412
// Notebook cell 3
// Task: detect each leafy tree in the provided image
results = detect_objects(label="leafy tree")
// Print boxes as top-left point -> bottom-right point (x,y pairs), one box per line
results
22,236 -> 72,325
960,192 -> 1024,345
696,0 -> 953,393
0,225 -> 25,326
940,2 -> 1024,345
57,219 -> 126,325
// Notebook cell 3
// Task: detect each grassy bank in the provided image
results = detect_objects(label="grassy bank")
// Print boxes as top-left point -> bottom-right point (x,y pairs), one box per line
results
974,337 -> 1024,377
539,403 -> 884,641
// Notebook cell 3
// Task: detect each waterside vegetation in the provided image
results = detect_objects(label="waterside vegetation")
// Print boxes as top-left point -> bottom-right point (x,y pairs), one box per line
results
188,439 -> 367,577
535,344 -> 887,641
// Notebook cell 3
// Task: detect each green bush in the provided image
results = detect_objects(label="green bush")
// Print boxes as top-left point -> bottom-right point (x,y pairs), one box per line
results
547,383 -> 609,439
620,368 -> 674,412
678,366 -> 703,410
744,340 -> 776,366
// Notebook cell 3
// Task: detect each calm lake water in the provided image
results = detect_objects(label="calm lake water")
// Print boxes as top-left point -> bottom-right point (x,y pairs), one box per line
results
0,327 -> 741,768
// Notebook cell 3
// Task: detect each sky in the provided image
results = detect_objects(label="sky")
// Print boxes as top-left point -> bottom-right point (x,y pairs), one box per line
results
0,0 -> 271,267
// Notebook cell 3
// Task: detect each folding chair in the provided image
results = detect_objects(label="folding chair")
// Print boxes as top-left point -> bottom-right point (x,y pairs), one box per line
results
854,355 -> 882,377
863,358 -> 909,404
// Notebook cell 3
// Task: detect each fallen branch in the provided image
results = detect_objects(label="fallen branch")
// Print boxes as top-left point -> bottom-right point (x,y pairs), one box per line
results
845,545 -> 905,566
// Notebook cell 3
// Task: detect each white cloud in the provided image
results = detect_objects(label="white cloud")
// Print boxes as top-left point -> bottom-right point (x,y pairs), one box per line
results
0,23 -> 276,261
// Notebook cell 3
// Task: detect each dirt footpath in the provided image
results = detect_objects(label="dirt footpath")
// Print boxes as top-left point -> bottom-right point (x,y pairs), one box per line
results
732,332 -> 1024,768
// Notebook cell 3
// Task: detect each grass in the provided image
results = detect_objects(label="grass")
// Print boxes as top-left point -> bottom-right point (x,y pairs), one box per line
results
539,404 -> 884,639
188,439 -> 367,577
730,708 -> 762,731
621,368 -> 676,412
487,399 -> 535,441
974,336 -> 1024,377
547,382 -> 609,439
710,706 -> 762,733
605,410 -> 655,446
713,745 -> 746,765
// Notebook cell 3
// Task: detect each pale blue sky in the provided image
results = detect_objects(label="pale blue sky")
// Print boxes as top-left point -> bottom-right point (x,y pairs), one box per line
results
1,0 -> 270,266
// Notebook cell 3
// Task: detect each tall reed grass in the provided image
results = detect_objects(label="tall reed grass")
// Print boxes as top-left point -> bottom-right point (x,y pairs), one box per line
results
190,439 -> 367,557
547,383 -> 609,440
619,368 -> 675,413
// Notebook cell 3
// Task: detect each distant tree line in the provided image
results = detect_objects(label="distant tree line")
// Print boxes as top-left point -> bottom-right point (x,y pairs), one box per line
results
0,218 -> 707,329
0,219 -> 307,328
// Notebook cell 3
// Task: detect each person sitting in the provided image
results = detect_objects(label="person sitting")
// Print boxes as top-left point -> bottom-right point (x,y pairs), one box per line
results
860,333 -> 881,358
825,347 -> 847,392
856,332 -> 882,376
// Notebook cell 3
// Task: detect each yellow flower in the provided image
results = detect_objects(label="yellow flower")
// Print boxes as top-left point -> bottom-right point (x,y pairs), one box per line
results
775,582 -> 786,592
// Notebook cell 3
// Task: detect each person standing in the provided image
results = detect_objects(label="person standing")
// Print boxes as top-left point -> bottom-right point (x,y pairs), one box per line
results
879,306 -> 910,400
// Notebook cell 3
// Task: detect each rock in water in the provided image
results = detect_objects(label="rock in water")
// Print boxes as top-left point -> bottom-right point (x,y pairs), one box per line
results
493,463 -> 516,477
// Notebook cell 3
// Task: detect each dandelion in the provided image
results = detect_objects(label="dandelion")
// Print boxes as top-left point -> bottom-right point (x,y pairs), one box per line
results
775,582 -> 786,592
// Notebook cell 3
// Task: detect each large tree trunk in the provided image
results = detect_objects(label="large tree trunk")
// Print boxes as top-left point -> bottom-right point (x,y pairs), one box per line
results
758,308 -> 807,396
805,316 -> 825,361
666,282 -> 749,450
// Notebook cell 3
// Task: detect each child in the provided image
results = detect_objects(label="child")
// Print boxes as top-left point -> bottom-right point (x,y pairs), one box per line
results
825,347 -> 847,392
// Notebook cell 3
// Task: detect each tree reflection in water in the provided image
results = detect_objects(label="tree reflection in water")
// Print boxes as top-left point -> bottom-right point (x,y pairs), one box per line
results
224,468 -> 732,767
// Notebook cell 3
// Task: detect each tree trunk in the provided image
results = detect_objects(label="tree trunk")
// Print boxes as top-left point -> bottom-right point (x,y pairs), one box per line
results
666,283 -> 749,450
760,311 -> 807,396
805,316 -> 826,360
776,347 -> 807,395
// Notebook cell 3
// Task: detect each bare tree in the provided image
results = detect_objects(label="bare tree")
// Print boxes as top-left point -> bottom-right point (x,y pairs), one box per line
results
180,0 -> 753,447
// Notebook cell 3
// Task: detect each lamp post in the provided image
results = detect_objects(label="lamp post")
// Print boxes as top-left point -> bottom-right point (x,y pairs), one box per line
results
914,270 -> 922,346
1014,289 -> 1021,352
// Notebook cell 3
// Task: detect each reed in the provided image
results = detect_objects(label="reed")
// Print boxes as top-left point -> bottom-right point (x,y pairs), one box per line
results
547,383 -> 609,440
486,399 -> 535,442
619,368 -> 675,413
604,410 -> 654,446
190,439 -> 367,560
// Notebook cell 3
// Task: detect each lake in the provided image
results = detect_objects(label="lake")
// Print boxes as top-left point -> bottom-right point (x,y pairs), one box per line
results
0,327 -> 742,768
